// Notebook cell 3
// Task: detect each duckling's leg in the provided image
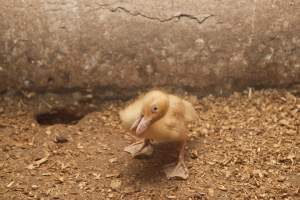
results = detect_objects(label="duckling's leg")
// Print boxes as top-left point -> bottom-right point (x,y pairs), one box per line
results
163,140 -> 189,180
124,139 -> 154,159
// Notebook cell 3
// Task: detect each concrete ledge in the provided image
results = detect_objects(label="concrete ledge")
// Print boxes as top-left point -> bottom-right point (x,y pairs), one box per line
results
0,0 -> 299,96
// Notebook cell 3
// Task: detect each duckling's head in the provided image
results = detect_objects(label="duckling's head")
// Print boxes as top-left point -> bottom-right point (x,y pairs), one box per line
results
131,90 -> 169,136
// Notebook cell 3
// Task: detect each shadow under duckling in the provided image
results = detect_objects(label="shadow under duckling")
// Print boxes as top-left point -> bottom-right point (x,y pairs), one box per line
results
119,90 -> 198,179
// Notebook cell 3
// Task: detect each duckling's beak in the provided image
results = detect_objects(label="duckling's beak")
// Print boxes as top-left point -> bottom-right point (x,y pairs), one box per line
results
135,116 -> 151,136
130,115 -> 142,131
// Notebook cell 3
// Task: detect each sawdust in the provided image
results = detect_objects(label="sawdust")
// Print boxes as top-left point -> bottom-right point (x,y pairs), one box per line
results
0,89 -> 299,199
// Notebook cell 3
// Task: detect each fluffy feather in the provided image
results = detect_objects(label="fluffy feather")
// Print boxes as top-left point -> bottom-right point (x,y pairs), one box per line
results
119,96 -> 143,129
119,90 -> 197,141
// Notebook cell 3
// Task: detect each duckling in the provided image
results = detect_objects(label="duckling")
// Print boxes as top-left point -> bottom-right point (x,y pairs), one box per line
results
119,90 -> 197,179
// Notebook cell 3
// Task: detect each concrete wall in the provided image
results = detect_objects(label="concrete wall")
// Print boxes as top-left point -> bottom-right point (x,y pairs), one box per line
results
0,0 -> 300,96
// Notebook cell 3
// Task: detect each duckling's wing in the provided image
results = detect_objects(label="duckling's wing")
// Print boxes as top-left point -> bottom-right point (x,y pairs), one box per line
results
119,96 -> 144,130
182,99 -> 198,122
168,95 -> 198,123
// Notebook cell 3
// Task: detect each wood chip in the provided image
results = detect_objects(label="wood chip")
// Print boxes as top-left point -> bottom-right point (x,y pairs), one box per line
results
27,156 -> 49,169
110,179 -> 122,190
105,171 -> 121,178
6,181 -> 14,188
42,173 -> 52,176
166,195 -> 177,199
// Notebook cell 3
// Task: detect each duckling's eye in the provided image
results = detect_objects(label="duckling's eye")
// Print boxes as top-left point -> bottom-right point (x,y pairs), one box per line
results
151,105 -> 158,113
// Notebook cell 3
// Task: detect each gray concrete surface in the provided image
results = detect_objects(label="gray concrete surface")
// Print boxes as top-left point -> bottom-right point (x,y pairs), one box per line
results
0,0 -> 300,97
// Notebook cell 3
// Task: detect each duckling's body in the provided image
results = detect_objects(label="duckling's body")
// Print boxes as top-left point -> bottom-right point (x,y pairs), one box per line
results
120,90 -> 196,140
119,90 -> 197,179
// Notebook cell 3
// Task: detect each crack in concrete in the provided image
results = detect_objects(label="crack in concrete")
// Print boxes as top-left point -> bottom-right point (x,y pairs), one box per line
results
94,3 -> 214,25
248,0 -> 257,46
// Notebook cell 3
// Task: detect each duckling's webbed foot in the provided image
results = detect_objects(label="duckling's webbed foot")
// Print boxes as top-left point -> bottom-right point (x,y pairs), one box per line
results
124,139 -> 153,159
163,159 -> 188,180
163,140 -> 189,180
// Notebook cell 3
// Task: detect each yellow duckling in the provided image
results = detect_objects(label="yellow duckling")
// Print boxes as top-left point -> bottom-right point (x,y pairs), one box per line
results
119,90 -> 197,179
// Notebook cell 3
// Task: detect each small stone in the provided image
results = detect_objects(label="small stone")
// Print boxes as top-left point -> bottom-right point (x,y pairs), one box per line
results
85,94 -> 93,99
108,193 -> 114,198
110,179 -> 121,190
195,38 -> 205,49
218,185 -> 227,191
109,158 -> 117,163
54,135 -> 68,143
225,170 -> 231,178
0,107 -> 4,113
77,143 -> 84,149
24,92 -> 36,99
45,129 -> 52,135
278,176 -> 286,182
56,177 -> 64,183
253,169 -> 263,178
31,185 -> 39,190
146,65 -> 154,74
279,119 -> 290,127
193,192 -> 207,200
225,137 -> 234,142
200,128 -> 209,136
28,192 -> 34,197
190,150 -> 198,159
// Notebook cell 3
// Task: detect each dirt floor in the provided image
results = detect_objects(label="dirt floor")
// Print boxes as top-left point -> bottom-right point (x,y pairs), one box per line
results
0,89 -> 299,200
